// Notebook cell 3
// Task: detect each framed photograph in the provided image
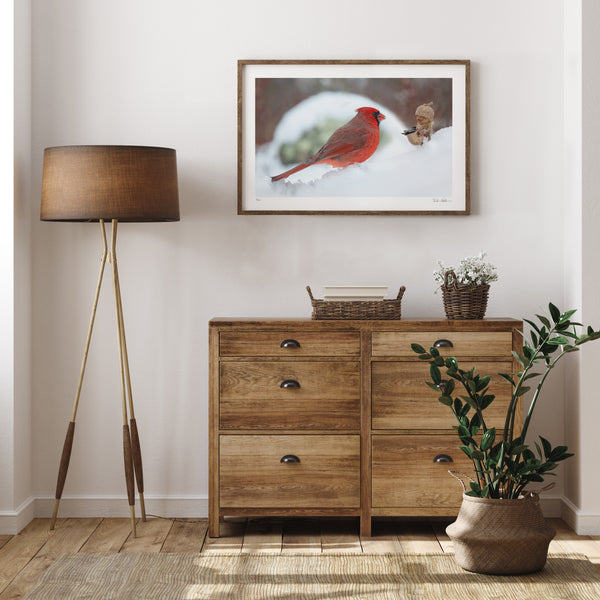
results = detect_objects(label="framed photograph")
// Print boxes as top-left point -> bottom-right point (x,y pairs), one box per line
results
238,59 -> 470,215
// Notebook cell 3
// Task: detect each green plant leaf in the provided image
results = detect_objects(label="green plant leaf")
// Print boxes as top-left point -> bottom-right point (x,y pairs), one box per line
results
458,425 -> 471,438
411,343 -> 427,355
459,445 -> 473,458
471,449 -> 485,461
498,372 -> 516,386
442,379 -> 455,396
547,336 -> 570,346
549,303 -> 561,323
495,443 -> 505,469
559,309 -> 577,323
476,375 -> 491,391
523,448 -> 535,461
510,444 -> 528,455
512,351 -> 530,368
541,343 -> 559,355
430,364 -> 442,385
535,441 -> 543,459
536,314 -> 551,329
524,318 -> 542,334
521,372 -> 542,382
469,481 -> 482,495
481,428 -> 496,452
439,395 -> 453,406
523,345 -> 535,360
481,394 -> 495,409
540,436 -> 552,459
445,357 -> 458,370
454,398 -> 463,414
515,385 -> 531,397
462,394 -> 479,409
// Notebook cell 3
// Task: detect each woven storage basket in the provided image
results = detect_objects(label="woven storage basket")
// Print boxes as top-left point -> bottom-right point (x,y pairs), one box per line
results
307,285 -> 405,320
441,270 -> 489,319
446,493 -> 556,575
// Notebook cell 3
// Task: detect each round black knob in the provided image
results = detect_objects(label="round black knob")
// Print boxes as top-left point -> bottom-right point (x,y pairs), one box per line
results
280,455 -> 301,463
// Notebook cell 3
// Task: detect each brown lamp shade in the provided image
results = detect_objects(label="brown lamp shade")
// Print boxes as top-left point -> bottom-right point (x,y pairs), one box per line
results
41,145 -> 180,222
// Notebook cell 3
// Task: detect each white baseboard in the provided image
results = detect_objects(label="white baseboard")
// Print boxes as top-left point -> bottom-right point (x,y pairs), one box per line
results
0,496 -> 208,534
561,496 -> 600,535
0,496 -> 36,535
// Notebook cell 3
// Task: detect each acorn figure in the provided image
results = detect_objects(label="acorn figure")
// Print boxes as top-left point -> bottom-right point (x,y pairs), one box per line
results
402,102 -> 434,146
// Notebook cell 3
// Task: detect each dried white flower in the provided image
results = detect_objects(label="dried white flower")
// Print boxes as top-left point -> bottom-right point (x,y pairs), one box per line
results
433,252 -> 499,287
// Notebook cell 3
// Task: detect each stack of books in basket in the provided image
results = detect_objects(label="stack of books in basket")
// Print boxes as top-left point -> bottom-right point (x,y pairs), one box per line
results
323,286 -> 388,301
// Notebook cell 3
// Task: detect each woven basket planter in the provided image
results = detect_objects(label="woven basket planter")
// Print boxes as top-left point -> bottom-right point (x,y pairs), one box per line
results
446,493 -> 556,575
441,270 -> 489,320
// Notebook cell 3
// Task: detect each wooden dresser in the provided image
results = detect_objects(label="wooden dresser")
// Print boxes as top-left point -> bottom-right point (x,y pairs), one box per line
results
209,318 -> 522,537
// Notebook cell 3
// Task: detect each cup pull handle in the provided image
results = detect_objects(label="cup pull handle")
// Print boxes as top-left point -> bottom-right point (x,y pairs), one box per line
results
434,339 -> 453,348
280,454 -> 301,463
280,339 -> 301,348
280,379 -> 301,389
433,454 -> 453,463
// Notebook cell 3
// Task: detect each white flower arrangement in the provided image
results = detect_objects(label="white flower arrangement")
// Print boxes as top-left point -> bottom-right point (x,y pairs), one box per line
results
434,252 -> 499,287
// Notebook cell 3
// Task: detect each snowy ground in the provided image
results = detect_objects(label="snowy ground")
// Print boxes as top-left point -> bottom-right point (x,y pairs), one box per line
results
255,91 -> 452,199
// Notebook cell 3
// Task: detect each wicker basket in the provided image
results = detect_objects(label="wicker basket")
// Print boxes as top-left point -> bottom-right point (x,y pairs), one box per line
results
441,270 -> 489,320
307,285 -> 405,320
446,493 -> 555,575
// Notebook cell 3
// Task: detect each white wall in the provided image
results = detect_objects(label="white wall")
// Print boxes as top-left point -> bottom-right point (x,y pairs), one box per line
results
1,0 -> 33,534
14,0 -> 33,518
1,0 -> 16,517
572,0 -> 600,531
23,0 -> 593,523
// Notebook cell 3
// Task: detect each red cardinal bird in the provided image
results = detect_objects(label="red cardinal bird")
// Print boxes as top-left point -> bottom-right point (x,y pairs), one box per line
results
271,106 -> 385,182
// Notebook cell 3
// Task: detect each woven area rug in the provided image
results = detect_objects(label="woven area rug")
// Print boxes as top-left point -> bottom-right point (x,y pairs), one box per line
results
23,552 -> 600,600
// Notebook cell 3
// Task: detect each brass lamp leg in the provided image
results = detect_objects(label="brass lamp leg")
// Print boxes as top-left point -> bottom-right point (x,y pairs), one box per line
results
50,220 -> 108,530
112,224 -> 146,521
110,220 -> 137,537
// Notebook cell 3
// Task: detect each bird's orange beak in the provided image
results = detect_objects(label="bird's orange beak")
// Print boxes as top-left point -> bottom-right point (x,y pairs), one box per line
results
378,112 -> 386,122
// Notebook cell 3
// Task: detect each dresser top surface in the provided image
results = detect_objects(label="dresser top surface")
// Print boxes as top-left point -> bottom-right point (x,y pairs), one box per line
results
209,318 -> 522,331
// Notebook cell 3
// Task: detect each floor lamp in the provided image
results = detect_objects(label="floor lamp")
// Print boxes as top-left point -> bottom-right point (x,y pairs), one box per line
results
41,145 -> 179,536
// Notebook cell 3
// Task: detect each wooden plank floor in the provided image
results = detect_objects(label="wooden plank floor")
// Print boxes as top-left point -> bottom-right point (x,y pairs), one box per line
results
0,517 -> 598,599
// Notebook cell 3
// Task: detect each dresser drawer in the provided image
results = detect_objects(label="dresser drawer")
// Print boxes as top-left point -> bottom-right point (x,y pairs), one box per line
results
372,435 -> 471,508
371,361 -> 512,430
372,331 -> 513,357
219,362 -> 360,430
220,435 -> 360,508
219,330 -> 360,357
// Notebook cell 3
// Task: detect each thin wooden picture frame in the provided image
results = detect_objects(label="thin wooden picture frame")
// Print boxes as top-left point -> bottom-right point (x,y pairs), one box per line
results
238,59 -> 470,216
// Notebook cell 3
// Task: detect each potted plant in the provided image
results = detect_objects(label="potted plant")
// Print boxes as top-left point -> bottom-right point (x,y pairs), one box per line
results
433,252 -> 498,319
411,303 -> 600,574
